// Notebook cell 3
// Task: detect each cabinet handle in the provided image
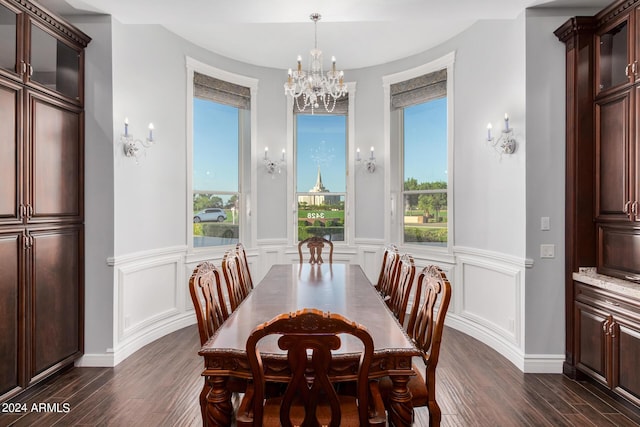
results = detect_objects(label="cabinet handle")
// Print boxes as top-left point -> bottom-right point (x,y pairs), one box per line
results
19,204 -> 26,219
633,61 -> 638,76
604,299 -> 620,306
626,64 -> 631,77
609,321 -> 617,338
623,200 -> 632,215
624,275 -> 640,282
603,319 -> 609,334
632,201 -> 638,220
27,204 -> 33,219
28,65 -> 33,77
20,61 -> 26,75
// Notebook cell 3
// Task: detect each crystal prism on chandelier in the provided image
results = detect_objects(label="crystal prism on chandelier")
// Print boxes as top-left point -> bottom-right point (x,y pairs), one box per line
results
284,13 -> 346,113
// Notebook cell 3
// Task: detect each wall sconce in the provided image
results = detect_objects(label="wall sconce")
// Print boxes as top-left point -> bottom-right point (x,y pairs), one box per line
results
264,147 -> 285,176
486,114 -> 516,155
356,146 -> 376,173
122,117 -> 155,162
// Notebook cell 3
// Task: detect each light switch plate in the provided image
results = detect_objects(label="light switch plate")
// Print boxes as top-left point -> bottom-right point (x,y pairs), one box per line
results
541,216 -> 550,230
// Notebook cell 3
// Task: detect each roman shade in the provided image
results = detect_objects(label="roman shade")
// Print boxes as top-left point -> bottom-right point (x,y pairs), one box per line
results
194,71 -> 251,110
390,69 -> 446,110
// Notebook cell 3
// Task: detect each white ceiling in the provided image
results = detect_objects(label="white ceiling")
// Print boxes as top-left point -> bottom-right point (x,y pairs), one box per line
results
38,0 -> 610,70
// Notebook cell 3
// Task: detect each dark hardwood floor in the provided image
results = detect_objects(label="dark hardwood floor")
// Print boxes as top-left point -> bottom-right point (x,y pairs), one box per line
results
1,325 -> 639,426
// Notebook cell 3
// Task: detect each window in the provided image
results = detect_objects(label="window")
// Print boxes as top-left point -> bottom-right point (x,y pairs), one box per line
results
401,97 -> 448,247
191,71 -> 250,248
295,111 -> 347,242
386,53 -> 453,249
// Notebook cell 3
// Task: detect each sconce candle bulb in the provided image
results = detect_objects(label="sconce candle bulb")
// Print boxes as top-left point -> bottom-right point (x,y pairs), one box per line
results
485,113 -> 516,155
263,146 -> 285,176
121,118 -> 157,163
356,146 -> 377,173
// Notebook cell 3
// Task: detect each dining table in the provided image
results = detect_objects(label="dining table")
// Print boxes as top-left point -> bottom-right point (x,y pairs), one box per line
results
198,263 -> 421,426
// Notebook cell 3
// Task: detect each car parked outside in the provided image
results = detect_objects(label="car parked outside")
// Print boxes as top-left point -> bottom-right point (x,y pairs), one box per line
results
194,208 -> 227,223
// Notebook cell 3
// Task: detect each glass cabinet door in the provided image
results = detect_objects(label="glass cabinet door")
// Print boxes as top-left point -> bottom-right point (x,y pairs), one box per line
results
597,18 -> 630,94
0,2 -> 20,77
29,22 -> 80,100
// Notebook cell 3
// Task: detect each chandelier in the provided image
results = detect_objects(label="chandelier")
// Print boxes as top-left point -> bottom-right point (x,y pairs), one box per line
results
284,13 -> 346,114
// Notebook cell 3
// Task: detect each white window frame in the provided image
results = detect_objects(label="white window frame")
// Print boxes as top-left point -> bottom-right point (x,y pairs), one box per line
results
382,52 -> 455,253
286,83 -> 356,246
185,56 -> 259,254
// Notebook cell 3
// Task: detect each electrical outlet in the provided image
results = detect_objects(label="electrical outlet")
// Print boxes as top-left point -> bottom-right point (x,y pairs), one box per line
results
540,244 -> 555,258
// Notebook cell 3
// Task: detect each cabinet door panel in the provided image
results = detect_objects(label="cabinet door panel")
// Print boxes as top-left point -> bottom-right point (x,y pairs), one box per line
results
595,91 -> 631,220
0,0 -> 22,81
598,224 -> 640,280
0,230 -> 23,400
613,320 -> 640,406
575,301 -> 608,384
29,226 -> 82,378
28,21 -> 81,102
596,14 -> 631,95
27,91 -> 82,223
0,77 -> 22,225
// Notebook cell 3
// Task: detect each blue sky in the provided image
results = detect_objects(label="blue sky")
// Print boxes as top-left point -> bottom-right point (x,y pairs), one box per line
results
404,97 -> 448,183
296,114 -> 346,192
193,96 -> 447,193
193,98 -> 238,192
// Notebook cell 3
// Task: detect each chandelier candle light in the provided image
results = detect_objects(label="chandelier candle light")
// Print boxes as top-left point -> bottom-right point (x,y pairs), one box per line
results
284,13 -> 347,114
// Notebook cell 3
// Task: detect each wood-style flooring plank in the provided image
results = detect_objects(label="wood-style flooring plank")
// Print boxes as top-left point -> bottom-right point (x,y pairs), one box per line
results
0,325 -> 638,426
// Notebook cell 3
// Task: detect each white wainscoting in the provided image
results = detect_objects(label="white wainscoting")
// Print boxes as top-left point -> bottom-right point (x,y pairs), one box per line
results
79,242 -> 563,373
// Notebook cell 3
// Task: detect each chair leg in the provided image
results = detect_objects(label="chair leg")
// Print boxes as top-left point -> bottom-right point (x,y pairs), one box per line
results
428,399 -> 441,427
427,370 -> 441,427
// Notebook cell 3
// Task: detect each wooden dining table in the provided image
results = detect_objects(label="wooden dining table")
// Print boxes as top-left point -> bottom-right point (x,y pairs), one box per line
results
198,263 -> 421,426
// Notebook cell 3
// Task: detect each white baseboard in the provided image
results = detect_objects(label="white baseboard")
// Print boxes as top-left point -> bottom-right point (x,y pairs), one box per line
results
446,315 -> 564,373
76,313 -> 197,367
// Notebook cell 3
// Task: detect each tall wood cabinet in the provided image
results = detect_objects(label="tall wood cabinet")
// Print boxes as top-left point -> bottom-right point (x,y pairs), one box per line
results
556,0 -> 640,409
0,0 -> 89,402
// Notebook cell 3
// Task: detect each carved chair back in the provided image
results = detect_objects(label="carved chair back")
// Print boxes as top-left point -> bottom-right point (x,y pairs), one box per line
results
222,249 -> 249,312
376,244 -> 399,298
235,242 -> 254,293
243,309 -> 375,427
387,253 -> 416,326
298,236 -> 334,264
188,261 -> 229,346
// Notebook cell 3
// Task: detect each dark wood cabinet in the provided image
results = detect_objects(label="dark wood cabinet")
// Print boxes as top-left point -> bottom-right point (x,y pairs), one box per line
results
0,0 -> 85,104
0,0 -> 89,403
557,0 -> 640,410
575,282 -> 640,406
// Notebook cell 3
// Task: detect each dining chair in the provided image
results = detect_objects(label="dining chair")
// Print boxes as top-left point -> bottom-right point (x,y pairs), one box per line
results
376,244 -> 399,298
386,253 -> 416,326
298,236 -> 334,264
236,308 -> 386,427
188,261 -> 246,417
235,242 -> 254,294
377,264 -> 452,427
188,261 -> 230,346
222,249 -> 249,312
